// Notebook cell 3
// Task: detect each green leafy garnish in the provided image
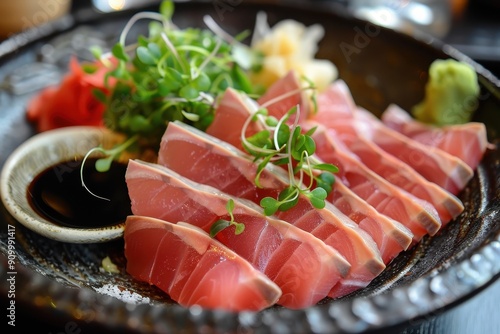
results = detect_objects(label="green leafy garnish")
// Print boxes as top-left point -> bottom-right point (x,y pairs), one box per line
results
241,101 -> 338,215
209,199 -> 245,237
91,0 -> 261,158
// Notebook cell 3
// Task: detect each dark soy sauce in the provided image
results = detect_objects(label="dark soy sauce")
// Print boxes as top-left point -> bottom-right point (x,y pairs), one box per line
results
28,157 -> 132,229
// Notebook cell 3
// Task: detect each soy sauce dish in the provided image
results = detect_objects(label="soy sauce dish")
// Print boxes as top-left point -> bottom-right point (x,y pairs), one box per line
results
0,126 -> 129,243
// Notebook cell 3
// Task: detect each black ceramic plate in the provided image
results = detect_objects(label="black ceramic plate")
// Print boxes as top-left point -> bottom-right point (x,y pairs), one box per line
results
0,1 -> 499,333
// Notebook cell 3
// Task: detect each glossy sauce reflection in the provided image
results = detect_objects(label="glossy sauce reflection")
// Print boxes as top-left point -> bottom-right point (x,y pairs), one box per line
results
27,157 -> 131,229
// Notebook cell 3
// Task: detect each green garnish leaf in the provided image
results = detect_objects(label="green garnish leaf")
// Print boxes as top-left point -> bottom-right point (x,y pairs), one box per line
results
303,136 -> 316,155
95,157 -> 113,173
226,198 -> 235,213
112,43 -> 129,62
136,46 -> 157,65
260,197 -> 280,216
254,155 -> 272,188
277,187 -> 299,212
160,0 -> 174,20
92,88 -> 107,103
209,219 -> 231,238
314,163 -> 339,173
147,42 -> 162,59
179,85 -> 199,100
265,116 -> 278,127
234,222 -> 245,235
129,114 -> 151,132
192,72 -> 211,91
308,187 -> 328,209
304,126 -> 317,137
231,64 -> 253,93
276,123 -> 290,148
315,172 -> 336,194
209,199 -> 245,237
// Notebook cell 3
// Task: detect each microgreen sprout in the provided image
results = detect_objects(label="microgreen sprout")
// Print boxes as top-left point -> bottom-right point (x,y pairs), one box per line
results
80,135 -> 138,201
89,0 -> 261,154
241,101 -> 338,216
209,199 -> 245,237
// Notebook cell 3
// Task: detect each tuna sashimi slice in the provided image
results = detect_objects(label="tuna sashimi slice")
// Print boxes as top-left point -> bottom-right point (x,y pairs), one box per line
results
124,216 -> 281,311
159,121 -> 388,298
329,120 -> 464,225
311,82 -> 474,195
309,123 -> 442,242
160,121 -> 411,263
353,108 -> 474,195
329,180 -> 413,264
126,160 -> 350,308
205,88 -> 262,151
257,70 -> 311,122
381,104 -> 490,171
274,199 -> 386,298
311,79 -> 357,125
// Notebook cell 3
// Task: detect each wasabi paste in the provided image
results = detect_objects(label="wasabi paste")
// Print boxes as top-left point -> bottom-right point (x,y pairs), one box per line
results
412,59 -> 480,126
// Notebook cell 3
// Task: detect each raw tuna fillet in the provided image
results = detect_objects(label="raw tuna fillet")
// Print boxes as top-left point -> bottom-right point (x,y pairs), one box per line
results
329,179 -> 413,264
126,160 -> 350,308
328,119 -> 464,225
312,82 -> 474,195
275,200 -> 385,298
381,104 -> 489,170
159,121 -> 387,298
309,123 -> 442,242
124,216 -> 281,311
160,121 -> 411,264
312,79 -> 357,125
206,88 -> 262,151
257,70 -> 311,122
353,108 -> 474,195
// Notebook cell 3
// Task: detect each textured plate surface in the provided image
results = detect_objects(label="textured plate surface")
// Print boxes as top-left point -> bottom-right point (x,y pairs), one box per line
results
0,1 -> 499,333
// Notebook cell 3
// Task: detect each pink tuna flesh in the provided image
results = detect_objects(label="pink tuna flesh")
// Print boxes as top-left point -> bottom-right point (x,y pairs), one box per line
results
158,121 -> 387,298
353,108 -> 474,195
126,159 -> 350,308
381,104 -> 490,171
257,70 -> 311,122
206,88 -> 262,151
124,216 -> 281,311
327,119 -> 464,225
310,123 -> 442,241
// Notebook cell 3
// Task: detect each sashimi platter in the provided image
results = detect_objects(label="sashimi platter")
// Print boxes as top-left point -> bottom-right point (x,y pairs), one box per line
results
0,1 -> 499,332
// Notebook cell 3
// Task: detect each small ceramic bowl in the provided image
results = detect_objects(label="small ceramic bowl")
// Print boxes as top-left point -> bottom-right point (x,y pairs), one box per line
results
0,126 -> 127,243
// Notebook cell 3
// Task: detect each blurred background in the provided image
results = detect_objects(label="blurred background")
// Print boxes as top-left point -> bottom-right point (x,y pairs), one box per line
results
83,0 -> 500,78
1,0 -> 498,76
